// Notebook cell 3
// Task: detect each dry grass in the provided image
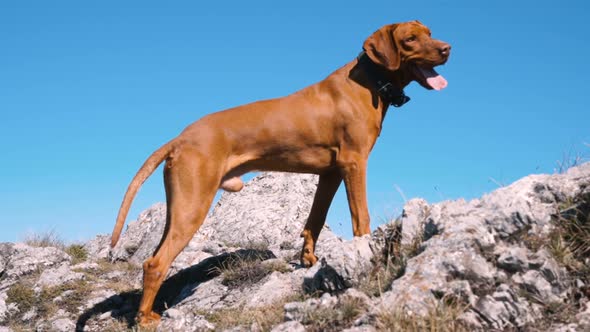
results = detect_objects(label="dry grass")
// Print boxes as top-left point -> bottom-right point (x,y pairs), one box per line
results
375,297 -> 469,332
78,259 -> 141,293
213,254 -> 290,289
56,279 -> 95,314
225,239 -> 271,251
7,322 -> 36,332
549,195 -> 590,286
204,305 -> 284,331
200,294 -> 303,331
95,259 -> 141,273
66,244 -> 89,264
23,229 -> 65,248
358,221 -> 423,297
555,148 -> 586,174
517,193 -> 590,329
100,319 -> 135,332
302,296 -> 368,332
357,259 -> 405,298
5,281 -> 36,313
5,278 -> 93,328
23,230 -> 89,265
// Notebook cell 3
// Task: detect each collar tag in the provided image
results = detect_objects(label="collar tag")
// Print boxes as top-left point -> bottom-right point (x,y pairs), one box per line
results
359,51 -> 411,108
378,82 -> 411,107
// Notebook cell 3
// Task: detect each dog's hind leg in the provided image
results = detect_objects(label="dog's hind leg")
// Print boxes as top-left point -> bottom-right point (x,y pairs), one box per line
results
136,146 -> 220,326
300,169 -> 342,267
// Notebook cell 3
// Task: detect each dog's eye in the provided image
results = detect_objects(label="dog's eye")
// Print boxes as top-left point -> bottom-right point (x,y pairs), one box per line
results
405,35 -> 416,43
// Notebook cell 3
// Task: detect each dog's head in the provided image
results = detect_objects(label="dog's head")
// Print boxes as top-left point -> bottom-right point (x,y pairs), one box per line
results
363,20 -> 450,90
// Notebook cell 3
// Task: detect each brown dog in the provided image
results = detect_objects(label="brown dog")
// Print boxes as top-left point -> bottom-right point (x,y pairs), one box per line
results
111,20 -> 450,326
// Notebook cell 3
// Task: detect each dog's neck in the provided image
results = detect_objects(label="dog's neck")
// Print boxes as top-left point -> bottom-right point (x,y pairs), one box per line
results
356,51 -> 410,108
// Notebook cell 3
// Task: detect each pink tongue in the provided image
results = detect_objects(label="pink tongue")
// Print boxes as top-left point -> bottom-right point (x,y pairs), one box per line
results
419,67 -> 448,91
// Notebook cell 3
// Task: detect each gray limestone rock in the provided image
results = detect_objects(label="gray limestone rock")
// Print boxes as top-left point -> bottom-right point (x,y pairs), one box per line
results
83,234 -> 111,260
271,320 -> 306,332
50,317 -> 76,332
201,173 -> 319,249
36,263 -> 85,288
373,163 -> 590,329
159,309 -> 215,332
109,202 -> 167,264
1,243 -> 70,282
3,163 -> 590,331
305,235 -> 374,293
497,246 -> 529,272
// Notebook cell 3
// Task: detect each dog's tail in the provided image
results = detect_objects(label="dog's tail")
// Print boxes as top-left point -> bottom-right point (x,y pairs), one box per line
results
111,140 -> 177,248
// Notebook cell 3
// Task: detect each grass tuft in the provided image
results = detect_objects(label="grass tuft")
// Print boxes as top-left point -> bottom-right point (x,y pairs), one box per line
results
302,295 -> 368,332
23,229 -> 65,249
214,255 -> 290,289
22,230 -> 89,264
199,294 -> 303,331
358,220 -> 423,297
375,297 -> 469,332
5,277 -> 93,327
66,244 -> 89,264
5,282 -> 36,314
548,195 -> 590,283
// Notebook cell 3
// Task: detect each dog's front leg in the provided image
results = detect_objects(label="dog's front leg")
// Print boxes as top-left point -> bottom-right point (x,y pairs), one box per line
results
341,157 -> 371,236
300,169 -> 342,267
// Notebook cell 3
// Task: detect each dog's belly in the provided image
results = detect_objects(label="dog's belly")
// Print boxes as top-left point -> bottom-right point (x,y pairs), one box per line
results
227,146 -> 337,176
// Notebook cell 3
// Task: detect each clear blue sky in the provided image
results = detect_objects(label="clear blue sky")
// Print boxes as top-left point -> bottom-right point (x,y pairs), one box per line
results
1,1 -> 588,242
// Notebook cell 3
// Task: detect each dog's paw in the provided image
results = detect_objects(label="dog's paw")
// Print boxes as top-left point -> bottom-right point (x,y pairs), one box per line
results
137,311 -> 161,327
300,252 -> 318,267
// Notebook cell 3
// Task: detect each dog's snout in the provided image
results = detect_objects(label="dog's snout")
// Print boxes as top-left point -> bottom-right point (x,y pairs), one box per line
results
438,43 -> 451,56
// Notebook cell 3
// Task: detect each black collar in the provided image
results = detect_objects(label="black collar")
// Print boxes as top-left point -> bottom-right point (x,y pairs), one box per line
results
357,51 -> 410,107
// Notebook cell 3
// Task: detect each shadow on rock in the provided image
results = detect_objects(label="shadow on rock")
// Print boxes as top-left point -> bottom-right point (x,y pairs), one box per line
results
303,258 -> 348,294
75,249 -> 276,331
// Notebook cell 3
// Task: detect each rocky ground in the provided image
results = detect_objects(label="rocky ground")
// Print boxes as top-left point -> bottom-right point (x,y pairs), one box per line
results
1,165 -> 589,331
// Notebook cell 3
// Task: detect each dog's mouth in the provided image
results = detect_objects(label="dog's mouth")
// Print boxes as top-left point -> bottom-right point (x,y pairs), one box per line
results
411,64 -> 448,91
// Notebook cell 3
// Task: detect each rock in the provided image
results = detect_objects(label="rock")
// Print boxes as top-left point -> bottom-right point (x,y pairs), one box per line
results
164,308 -> 183,319
83,235 -> 111,260
342,326 -> 377,332
109,202 -> 167,264
305,235 -> 374,293
497,246 -> 529,272
2,164 -> 590,331
552,323 -> 580,332
472,283 -> 533,329
159,309 -> 215,331
51,317 -> 76,332
109,173 -> 329,266
70,261 -> 100,271
576,301 -> 590,327
36,263 -> 84,288
271,320 -> 306,332
373,163 -> 590,329
398,198 -> 432,246
0,292 -> 8,322
244,271 -> 302,308
98,311 -> 112,320
0,243 -> 12,277
201,173 -> 319,249
1,243 -> 70,281
22,308 -> 35,321
512,270 -> 564,303
284,292 -> 338,323
85,289 -> 117,310
379,238 -> 495,316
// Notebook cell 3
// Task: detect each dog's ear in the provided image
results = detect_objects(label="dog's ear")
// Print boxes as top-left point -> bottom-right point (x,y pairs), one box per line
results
363,24 -> 400,71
